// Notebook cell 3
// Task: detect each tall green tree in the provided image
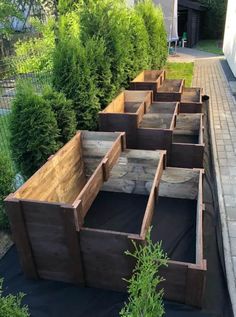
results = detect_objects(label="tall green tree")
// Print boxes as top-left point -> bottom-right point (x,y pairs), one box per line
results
10,83 -> 60,178
135,0 -> 168,69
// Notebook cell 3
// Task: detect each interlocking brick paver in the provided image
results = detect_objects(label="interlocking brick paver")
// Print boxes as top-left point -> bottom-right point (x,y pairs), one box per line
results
193,56 -> 236,310
170,49 -> 236,312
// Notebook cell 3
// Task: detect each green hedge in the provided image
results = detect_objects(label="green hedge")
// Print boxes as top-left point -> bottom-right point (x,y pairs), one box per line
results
10,84 -> 76,178
0,153 -> 14,229
53,0 -> 167,122
11,0 -> 168,176
135,0 -> 168,69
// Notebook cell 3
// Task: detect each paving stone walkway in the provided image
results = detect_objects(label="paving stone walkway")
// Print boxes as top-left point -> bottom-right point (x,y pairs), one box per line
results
193,54 -> 236,315
170,48 -> 236,314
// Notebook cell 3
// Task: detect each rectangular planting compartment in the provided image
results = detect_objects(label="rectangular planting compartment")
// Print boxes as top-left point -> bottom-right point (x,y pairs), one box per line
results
171,114 -> 204,168
153,167 -> 206,307
5,131 -> 127,284
180,87 -> 203,113
99,90 -> 152,147
129,70 -> 166,93
155,79 -> 184,102
80,166 -> 205,308
136,102 -> 178,159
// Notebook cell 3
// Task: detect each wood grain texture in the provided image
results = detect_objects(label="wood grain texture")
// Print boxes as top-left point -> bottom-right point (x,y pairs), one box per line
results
14,132 -> 86,204
4,196 -> 38,279
159,167 -> 200,200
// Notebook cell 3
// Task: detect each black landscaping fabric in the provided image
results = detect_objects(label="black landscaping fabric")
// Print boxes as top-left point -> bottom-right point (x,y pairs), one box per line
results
0,100 -> 233,317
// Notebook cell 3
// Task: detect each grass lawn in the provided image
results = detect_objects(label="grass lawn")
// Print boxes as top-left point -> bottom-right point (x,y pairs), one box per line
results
164,62 -> 194,87
195,40 -> 223,55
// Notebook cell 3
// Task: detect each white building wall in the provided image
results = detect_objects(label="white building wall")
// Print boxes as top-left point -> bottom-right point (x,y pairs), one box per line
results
223,0 -> 236,77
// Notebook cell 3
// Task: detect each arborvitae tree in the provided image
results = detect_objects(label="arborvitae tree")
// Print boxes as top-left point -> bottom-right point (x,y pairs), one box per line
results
0,152 -> 14,229
127,9 -> 151,80
135,0 -> 168,69
79,0 -> 133,90
74,41 -> 101,130
10,83 -> 60,178
84,37 -> 114,108
42,86 -> 77,144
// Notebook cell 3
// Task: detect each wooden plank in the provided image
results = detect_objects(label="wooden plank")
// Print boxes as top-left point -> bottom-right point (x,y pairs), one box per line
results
171,143 -> 204,168
159,167 -> 200,200
4,196 -> 38,279
147,102 -> 178,114
185,265 -> 206,307
102,149 -> 163,195
140,113 -> 173,129
76,162 -> 104,218
140,152 -> 165,238
137,128 -> 173,152
99,113 -> 138,148
80,228 -> 137,291
159,262 -> 188,303
62,205 -> 84,284
174,114 -> 202,135
195,170 -> 204,265
14,132 -> 86,204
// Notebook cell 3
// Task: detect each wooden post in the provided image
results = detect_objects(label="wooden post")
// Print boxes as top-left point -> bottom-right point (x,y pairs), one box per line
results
62,204 -> 85,285
4,195 -> 38,279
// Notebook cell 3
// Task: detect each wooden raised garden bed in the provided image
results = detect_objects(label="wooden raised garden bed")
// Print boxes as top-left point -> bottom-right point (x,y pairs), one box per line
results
5,131 -> 206,308
99,90 -> 152,147
129,70 -> 165,93
180,87 -> 203,113
99,93 -> 204,168
129,70 -> 184,102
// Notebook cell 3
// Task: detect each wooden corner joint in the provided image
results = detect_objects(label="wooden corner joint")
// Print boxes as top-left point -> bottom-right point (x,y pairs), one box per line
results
102,158 -> 110,182
120,132 -> 126,151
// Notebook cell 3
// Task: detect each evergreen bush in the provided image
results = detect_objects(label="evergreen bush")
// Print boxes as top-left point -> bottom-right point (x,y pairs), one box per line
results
0,153 -> 14,229
120,227 -> 168,317
10,83 -> 60,178
53,38 -> 100,130
127,9 -> 151,80
135,0 -> 168,69
79,0 -> 133,91
42,86 -> 77,144
0,279 -> 29,317
13,18 -> 55,74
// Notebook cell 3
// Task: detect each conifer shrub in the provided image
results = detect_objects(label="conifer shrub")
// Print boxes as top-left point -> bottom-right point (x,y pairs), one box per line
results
135,0 -> 168,69
0,279 -> 29,317
42,86 -> 77,144
79,0 -> 133,91
127,9 -> 151,80
0,153 -> 14,229
10,84 -> 60,178
13,18 -> 55,74
120,227 -> 168,317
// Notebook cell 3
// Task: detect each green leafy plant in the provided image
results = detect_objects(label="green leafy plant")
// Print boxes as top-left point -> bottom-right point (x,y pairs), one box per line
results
79,0 -> 133,91
0,152 -> 14,229
126,8 -> 151,81
135,0 -> 168,69
10,83 -> 60,178
120,227 -> 168,317
0,279 -> 29,317
13,18 -> 56,74
42,86 -> 77,144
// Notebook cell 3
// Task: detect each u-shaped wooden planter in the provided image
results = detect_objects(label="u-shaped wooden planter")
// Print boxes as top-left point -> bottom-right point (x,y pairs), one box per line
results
5,131 -> 206,308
